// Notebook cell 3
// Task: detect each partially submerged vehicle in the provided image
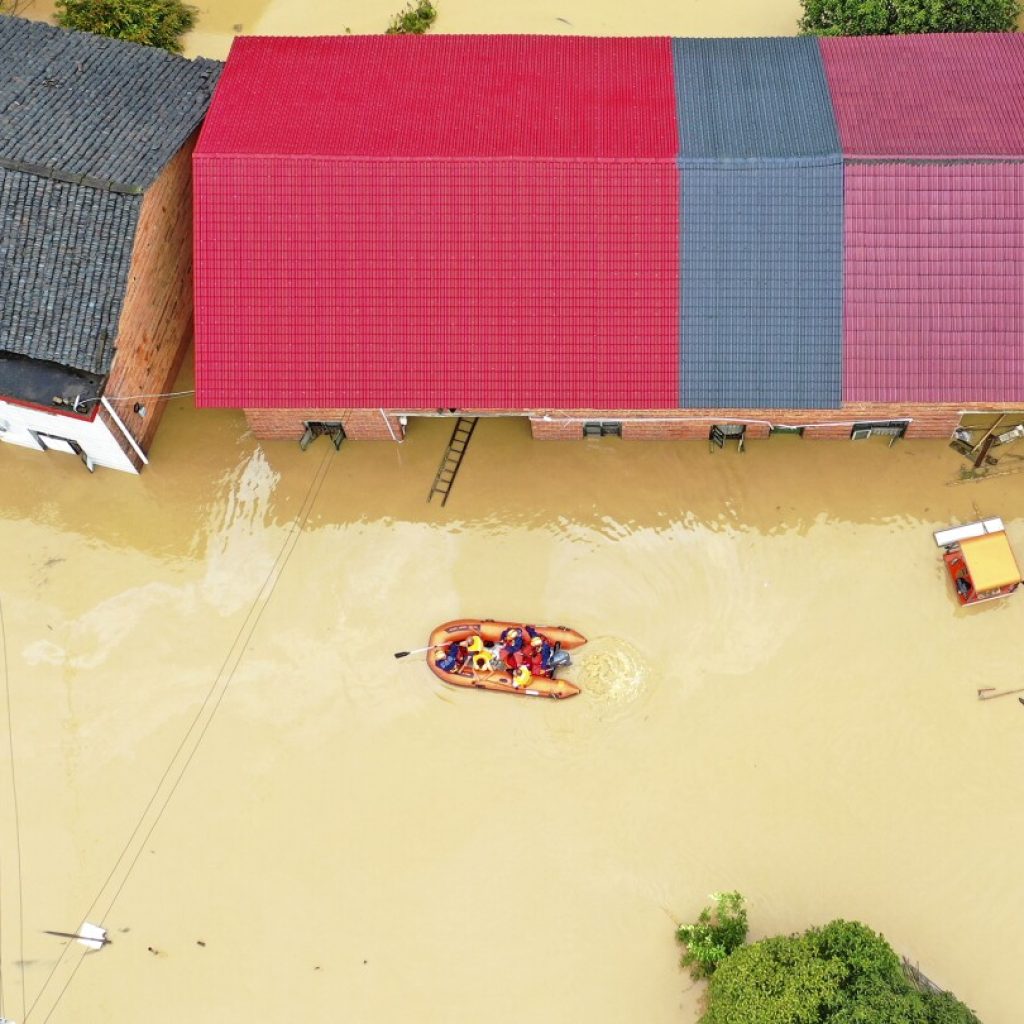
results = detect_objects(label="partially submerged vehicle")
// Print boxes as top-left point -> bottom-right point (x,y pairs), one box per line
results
933,518 -> 1021,606
428,619 -> 586,699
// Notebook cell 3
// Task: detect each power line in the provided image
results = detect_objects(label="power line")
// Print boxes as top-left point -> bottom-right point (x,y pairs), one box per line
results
68,389 -> 197,411
0,595 -> 27,1024
26,444 -> 335,1022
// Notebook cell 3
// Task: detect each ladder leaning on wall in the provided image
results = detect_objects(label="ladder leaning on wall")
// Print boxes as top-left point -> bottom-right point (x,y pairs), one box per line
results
427,417 -> 479,507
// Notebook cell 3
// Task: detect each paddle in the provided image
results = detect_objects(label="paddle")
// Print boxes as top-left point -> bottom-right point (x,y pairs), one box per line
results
393,644 -> 444,660
43,925 -> 110,949
977,686 -> 1024,701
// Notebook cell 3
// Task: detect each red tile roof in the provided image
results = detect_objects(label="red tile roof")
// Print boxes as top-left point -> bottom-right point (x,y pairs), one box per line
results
194,34 -> 1024,412
196,35 -> 678,158
821,34 -> 1024,158
194,35 -> 681,409
843,164 -> 1024,403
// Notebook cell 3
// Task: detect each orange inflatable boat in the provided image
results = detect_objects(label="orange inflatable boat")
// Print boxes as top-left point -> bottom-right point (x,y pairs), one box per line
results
428,619 -> 586,699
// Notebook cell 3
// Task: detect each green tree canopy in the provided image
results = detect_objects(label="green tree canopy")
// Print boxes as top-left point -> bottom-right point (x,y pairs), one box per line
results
697,918 -> 983,1024
55,0 -> 197,54
799,0 -> 1021,35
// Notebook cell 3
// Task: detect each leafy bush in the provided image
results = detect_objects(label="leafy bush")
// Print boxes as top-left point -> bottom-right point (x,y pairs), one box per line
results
386,0 -> 437,34
55,0 -> 197,54
799,0 -> 1021,35
676,891 -> 748,979
697,917 -> 983,1024
703,933 -> 846,1024
922,989 -> 986,1024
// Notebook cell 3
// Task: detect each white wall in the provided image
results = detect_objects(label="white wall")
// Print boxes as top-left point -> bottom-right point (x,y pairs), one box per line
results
0,399 -> 137,474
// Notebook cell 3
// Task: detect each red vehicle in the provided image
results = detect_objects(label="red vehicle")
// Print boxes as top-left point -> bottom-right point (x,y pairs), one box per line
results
934,518 -> 1021,606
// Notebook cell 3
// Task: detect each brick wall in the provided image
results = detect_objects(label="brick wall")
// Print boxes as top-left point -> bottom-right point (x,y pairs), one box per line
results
243,403 -> 1022,445
99,131 -> 199,469
244,407 -> 406,441
528,404 -> 1008,441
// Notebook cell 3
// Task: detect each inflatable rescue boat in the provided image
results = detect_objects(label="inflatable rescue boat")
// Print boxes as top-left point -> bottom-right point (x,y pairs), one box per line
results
428,619 -> 586,699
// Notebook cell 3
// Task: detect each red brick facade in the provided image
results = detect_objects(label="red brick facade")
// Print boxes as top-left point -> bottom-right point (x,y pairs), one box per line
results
244,408 -> 406,441
99,131 -> 200,469
243,402 -> 1024,445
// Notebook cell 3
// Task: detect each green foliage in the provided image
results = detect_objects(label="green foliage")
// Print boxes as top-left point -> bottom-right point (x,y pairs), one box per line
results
921,989 -> 983,1024
386,0 -> 437,34
798,0 -> 1021,35
54,0 -> 197,54
703,933 -> 845,1024
676,891 -> 748,980
698,917 -> 983,1024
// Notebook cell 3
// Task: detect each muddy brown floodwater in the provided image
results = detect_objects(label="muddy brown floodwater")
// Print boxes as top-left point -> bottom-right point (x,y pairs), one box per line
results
7,3 -> 1024,1022
2,352 -> 1023,1023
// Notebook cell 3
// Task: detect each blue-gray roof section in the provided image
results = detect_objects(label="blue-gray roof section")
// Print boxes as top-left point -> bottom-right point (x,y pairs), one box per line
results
0,15 -> 219,191
678,160 -> 844,410
672,37 -> 839,159
0,167 -> 139,374
0,15 -> 220,398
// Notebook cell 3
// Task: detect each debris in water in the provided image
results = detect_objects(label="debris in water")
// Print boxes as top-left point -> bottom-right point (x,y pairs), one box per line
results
43,923 -> 109,950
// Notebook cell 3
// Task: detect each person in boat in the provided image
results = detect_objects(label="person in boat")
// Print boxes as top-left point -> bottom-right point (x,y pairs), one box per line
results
511,663 -> 532,690
435,639 -> 468,673
500,626 -> 525,654
527,633 -> 554,675
499,627 -> 526,670
464,633 -> 491,671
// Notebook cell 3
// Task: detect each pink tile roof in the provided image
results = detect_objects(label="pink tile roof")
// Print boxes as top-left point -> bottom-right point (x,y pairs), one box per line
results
843,164 -> 1024,404
195,35 -> 678,158
194,35 -> 681,409
821,34 -> 1024,158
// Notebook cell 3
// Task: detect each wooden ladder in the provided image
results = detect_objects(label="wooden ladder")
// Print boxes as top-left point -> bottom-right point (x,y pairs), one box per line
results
427,417 -> 478,507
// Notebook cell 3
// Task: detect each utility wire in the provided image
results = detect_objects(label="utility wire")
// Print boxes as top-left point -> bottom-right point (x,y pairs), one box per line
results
26,444 -> 335,1022
0,595 -> 27,1024
69,389 -> 197,410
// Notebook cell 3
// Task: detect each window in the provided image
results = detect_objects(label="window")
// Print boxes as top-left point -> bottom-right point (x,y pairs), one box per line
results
850,420 -> 908,444
770,425 -> 804,437
582,421 -> 622,438
710,424 -> 746,452
300,421 -> 346,450
30,432 -> 94,471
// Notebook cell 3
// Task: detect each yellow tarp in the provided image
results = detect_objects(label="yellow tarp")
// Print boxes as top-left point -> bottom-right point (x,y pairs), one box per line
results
961,533 -> 1022,592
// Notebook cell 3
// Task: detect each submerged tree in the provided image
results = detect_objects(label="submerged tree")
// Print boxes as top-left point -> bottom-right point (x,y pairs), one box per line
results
676,891 -> 749,980
683,912 -> 985,1024
799,0 -> 1021,34
386,0 -> 437,34
55,0 -> 198,54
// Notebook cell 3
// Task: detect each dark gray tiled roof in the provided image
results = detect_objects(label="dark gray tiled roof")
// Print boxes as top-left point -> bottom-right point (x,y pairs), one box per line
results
673,37 -> 839,159
679,159 -> 844,409
0,167 -> 139,374
0,15 -> 219,190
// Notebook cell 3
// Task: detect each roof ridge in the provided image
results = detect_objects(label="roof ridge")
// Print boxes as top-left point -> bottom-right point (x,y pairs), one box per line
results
0,155 -> 145,194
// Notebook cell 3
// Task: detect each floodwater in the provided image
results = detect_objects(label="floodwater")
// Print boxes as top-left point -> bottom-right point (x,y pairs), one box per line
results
6,2 -> 1024,1022
2,356 -> 1023,1023
19,0 -> 807,60
179,0 -> 807,61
